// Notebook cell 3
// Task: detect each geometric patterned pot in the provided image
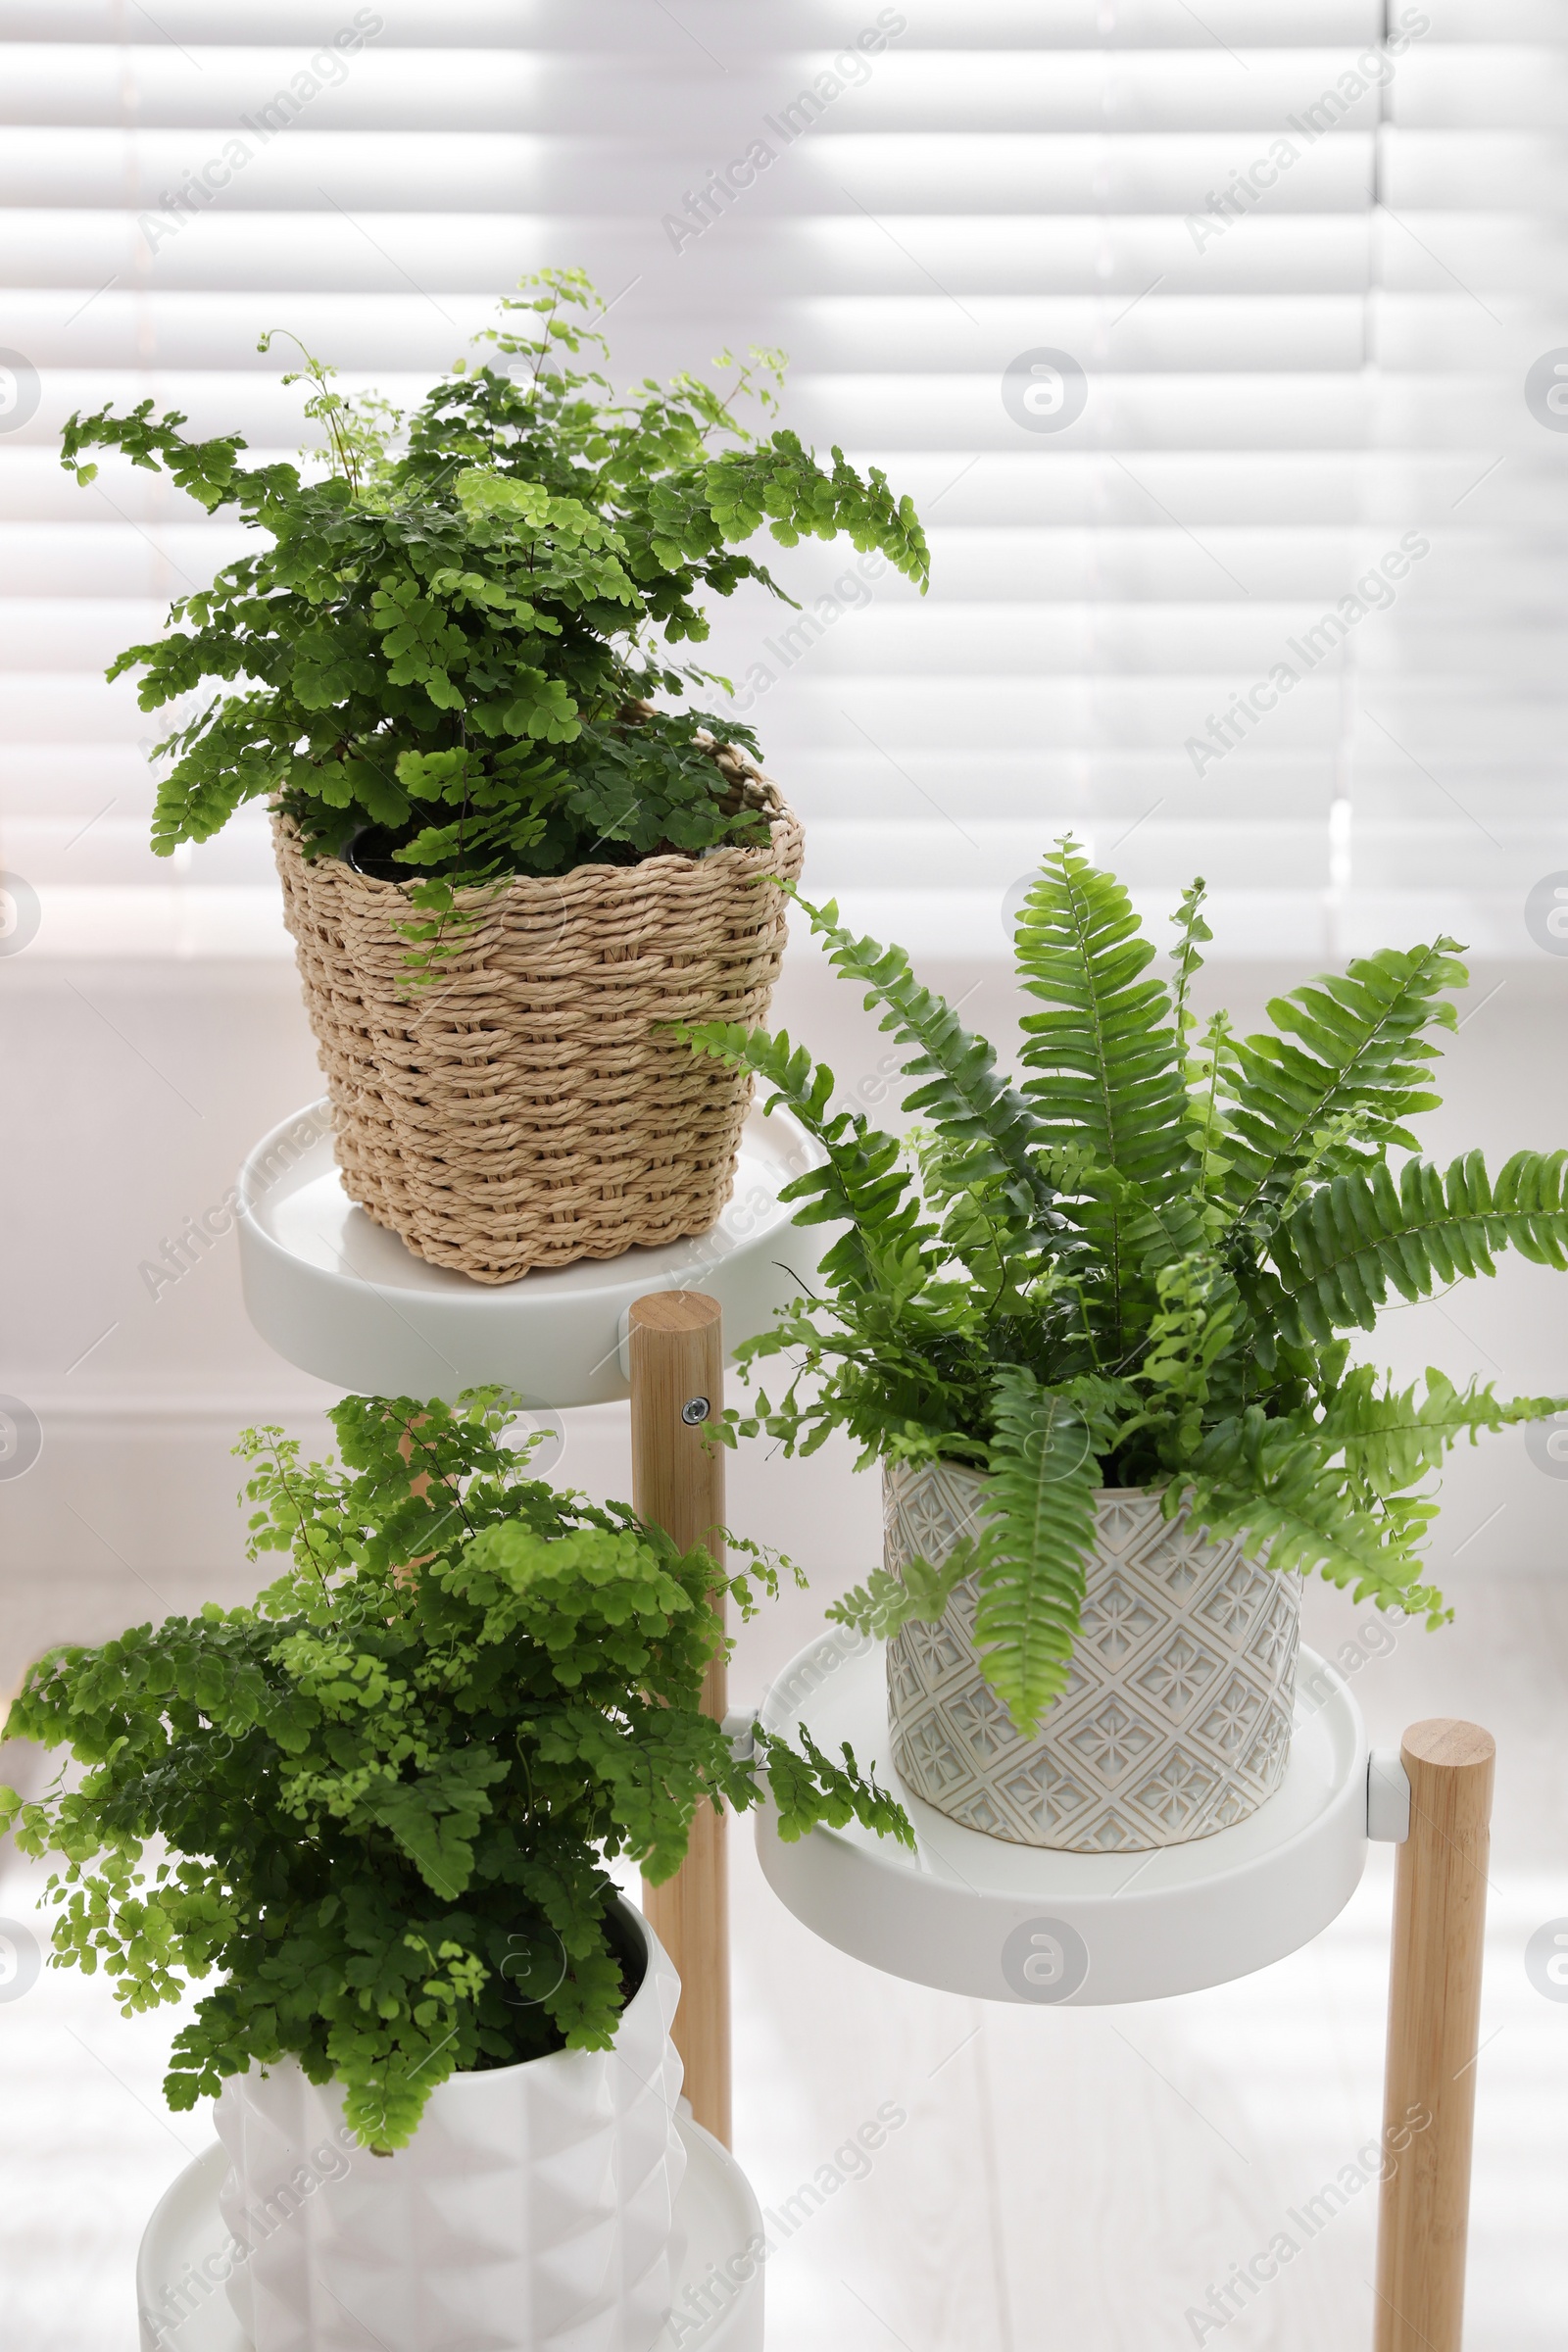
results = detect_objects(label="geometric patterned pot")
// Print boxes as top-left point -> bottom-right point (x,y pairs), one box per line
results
213,1899 -> 685,2352
885,1459 -> 1299,1853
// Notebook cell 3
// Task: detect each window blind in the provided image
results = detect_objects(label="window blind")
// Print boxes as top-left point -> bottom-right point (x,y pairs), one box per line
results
0,0 -> 1562,961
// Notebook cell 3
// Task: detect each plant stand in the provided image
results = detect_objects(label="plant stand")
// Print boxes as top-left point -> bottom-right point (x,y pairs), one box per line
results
130,1099 -> 820,2352
755,1633 -> 1494,2351
236,1100 -> 822,1409
146,1097 -> 1495,2352
628,1288 -> 733,2147
137,2117 -> 761,2352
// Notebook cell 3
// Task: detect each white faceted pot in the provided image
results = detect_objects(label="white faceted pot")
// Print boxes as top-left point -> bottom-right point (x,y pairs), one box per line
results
213,1900 -> 685,2352
884,1460 -> 1300,1852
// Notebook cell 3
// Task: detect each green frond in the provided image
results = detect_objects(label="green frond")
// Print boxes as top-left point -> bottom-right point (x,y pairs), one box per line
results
678,1017 -> 835,1133
678,1018 -> 937,1301
1170,875 -> 1212,1045
1271,1149 -> 1568,1342
1221,940 -> 1467,1223
825,1538 -> 985,1643
793,892 -> 1061,1240
970,1368 -> 1102,1732
1174,1407 -> 1449,1623
759,1725 -> 914,1848
1319,1364 -> 1566,1496
1013,840 -> 1194,1206
1183,1007 -> 1241,1205
1133,1255 -> 1241,1455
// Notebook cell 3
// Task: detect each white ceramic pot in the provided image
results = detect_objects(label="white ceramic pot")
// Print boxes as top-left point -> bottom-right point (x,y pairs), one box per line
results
884,1460 -> 1299,1852
214,1900 -> 685,2352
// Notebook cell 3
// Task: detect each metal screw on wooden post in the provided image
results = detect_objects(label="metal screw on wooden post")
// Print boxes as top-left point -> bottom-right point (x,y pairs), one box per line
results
1373,1718 -> 1496,2352
628,1290 -> 731,2148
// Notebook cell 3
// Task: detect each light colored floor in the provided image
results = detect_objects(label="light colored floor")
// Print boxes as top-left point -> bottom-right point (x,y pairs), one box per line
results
2,945 -> 1567,2347
3,1572 -> 1564,2352
730,1561 -> 1568,2352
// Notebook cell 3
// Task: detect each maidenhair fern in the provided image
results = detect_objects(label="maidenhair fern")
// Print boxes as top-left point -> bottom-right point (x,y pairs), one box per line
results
1,1391 -> 907,2148
682,840 -> 1565,1732
60,268 -> 928,897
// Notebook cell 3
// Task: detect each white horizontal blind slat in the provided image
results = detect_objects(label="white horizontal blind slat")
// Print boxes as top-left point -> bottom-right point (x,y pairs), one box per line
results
0,2 -> 1560,959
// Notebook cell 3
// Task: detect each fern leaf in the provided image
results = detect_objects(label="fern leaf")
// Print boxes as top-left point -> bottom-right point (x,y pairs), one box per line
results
758,1725 -> 914,1848
1183,1007 -> 1242,1205
1175,1407 -> 1449,1623
825,1539 -> 985,1642
791,891 -> 1060,1239
676,1015 -> 827,1125
679,1018 -> 938,1300
970,1368 -> 1102,1732
1272,1150 -> 1568,1341
1319,1365 -> 1566,1496
1013,840 -> 1193,1205
1221,939 -> 1467,1223
1011,842 -> 1196,1352
1133,1255 -> 1241,1454
1170,875 -> 1212,1045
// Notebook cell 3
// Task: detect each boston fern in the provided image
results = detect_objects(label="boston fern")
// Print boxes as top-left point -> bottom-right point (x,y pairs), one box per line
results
0,1392 -> 906,2151
683,841 -> 1567,1734
59,267 -> 927,904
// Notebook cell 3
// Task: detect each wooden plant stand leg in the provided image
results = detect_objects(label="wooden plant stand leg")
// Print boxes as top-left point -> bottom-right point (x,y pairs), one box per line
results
628,1290 -> 731,2149
1373,1719 -> 1496,2352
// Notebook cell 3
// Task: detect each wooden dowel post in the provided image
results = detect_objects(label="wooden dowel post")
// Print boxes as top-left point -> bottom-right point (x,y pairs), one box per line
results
628,1290 -> 731,2148
1373,1718 -> 1495,2352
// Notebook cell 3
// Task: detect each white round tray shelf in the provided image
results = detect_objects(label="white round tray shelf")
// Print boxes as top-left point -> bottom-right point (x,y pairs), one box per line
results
138,2113 -> 764,2352
237,1099 -> 823,1407
756,1631 -> 1371,2006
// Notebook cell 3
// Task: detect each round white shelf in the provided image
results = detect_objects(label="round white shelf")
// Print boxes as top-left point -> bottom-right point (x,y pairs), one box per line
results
237,1099 -> 823,1407
755,1631 -> 1371,2005
138,2113 -> 764,2352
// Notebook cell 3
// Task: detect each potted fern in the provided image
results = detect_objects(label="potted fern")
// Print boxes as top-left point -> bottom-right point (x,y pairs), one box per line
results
0,1391 -> 904,2351
683,842 -> 1567,1854
60,269 -> 928,1284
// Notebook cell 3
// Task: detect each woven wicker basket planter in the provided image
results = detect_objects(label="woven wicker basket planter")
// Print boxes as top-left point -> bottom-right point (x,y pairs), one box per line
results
272,763 -> 804,1284
884,1459 -> 1300,1853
